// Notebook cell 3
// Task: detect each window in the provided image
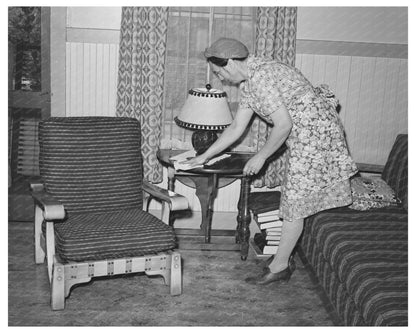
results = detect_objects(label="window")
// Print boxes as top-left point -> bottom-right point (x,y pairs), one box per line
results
9,7 -> 41,92
161,7 -> 256,148
8,7 -> 43,181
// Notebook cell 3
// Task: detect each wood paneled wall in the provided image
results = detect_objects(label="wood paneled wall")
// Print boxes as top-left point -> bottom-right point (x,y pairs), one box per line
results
65,37 -> 408,211
66,42 -> 119,117
295,54 -> 408,165
66,41 -> 407,165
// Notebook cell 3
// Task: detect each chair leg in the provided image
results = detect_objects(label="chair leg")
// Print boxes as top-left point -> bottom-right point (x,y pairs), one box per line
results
65,277 -> 92,298
45,222 -> 56,283
51,261 -> 65,310
34,205 -> 45,264
170,252 -> 182,296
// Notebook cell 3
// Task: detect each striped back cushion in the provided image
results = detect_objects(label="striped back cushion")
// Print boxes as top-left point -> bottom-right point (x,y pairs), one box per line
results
39,117 -> 143,214
382,134 -> 408,210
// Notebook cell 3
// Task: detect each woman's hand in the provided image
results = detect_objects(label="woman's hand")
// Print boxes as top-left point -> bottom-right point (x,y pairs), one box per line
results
243,154 -> 267,176
182,154 -> 208,167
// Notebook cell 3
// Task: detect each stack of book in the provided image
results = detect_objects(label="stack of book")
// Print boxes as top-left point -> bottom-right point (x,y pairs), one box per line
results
248,191 -> 282,256
255,209 -> 283,254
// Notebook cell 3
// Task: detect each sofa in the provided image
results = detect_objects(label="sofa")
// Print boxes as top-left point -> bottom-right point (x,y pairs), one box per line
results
299,134 -> 408,326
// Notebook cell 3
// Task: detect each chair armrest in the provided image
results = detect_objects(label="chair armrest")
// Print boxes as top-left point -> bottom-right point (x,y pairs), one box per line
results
356,163 -> 384,174
30,185 -> 66,221
143,180 -> 189,211
30,181 -> 45,192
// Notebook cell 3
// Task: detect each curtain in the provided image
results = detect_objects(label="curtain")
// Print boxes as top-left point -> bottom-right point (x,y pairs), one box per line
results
116,7 -> 168,183
250,7 -> 297,188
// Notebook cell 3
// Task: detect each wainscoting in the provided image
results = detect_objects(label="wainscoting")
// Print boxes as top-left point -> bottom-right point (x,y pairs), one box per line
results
295,51 -> 407,165
65,42 -> 119,117
64,37 -> 407,213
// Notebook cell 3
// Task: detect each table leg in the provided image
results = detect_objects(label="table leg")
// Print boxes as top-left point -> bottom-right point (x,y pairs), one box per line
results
167,167 -> 175,192
166,167 -> 176,226
193,174 -> 217,243
237,176 -> 251,260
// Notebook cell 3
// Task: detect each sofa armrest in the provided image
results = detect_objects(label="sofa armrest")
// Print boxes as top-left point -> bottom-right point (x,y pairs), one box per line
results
143,180 -> 189,211
30,184 -> 66,221
356,163 -> 384,174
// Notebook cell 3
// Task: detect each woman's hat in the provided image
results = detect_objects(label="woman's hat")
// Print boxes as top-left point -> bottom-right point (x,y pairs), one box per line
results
204,38 -> 249,59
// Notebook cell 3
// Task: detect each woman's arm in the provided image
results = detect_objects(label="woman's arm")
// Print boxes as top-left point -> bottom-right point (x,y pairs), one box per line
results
186,107 -> 254,165
243,105 -> 292,175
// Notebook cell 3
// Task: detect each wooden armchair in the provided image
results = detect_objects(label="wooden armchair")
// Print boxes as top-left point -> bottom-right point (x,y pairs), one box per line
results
32,117 -> 188,310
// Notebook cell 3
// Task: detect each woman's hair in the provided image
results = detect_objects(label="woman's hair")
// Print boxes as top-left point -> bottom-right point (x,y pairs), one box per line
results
207,56 -> 247,67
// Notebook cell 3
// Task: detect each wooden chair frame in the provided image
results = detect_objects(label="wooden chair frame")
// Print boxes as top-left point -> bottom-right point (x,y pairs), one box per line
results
31,181 -> 188,310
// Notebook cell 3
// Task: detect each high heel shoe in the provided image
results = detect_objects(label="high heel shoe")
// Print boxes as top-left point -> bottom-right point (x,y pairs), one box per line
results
245,260 -> 296,285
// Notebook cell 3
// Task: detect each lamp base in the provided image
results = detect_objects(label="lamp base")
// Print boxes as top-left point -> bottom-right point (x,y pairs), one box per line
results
191,130 -> 218,155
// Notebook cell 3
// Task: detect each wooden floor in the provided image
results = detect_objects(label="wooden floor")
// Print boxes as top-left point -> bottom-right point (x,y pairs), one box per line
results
8,222 -> 335,326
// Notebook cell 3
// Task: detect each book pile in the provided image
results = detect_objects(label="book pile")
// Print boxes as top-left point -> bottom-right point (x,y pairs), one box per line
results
255,209 -> 283,255
248,191 -> 282,256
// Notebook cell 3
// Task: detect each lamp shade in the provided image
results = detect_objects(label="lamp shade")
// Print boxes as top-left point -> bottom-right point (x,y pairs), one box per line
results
174,84 -> 233,130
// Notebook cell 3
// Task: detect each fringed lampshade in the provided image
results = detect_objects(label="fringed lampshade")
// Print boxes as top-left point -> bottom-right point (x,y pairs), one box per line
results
175,84 -> 233,155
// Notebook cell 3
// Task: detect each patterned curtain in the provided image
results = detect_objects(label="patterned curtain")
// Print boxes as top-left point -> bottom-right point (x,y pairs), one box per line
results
250,7 -> 297,188
116,7 -> 168,183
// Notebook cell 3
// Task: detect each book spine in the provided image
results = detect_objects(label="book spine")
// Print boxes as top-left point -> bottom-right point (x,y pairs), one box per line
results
266,235 -> 281,241
260,221 -> 284,229
263,245 -> 279,255
266,240 -> 279,245
257,215 -> 281,223
266,228 -> 282,234
256,209 -> 280,217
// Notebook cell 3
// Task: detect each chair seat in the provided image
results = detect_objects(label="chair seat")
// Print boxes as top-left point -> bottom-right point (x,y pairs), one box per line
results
45,208 -> 177,262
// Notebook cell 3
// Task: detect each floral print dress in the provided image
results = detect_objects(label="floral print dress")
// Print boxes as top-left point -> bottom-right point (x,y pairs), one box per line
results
239,56 -> 358,222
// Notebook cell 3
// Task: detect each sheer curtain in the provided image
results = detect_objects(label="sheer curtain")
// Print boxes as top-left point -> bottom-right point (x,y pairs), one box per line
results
161,7 -> 256,150
116,7 -> 169,183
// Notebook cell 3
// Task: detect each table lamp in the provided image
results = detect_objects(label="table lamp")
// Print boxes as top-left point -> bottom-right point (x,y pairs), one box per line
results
174,84 -> 233,155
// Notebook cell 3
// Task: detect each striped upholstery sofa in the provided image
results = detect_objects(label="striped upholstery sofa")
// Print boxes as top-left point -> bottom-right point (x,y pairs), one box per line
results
300,134 -> 408,326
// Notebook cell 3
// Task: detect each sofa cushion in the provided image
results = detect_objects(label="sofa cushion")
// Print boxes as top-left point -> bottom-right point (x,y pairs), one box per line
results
349,176 -> 400,211
303,206 -> 408,326
44,208 -> 177,262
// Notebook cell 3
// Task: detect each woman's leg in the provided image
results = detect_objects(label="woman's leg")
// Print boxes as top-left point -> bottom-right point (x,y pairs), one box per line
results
268,218 -> 304,273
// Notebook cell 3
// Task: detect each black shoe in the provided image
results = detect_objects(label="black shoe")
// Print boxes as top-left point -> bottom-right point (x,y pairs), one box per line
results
262,254 -> 296,272
246,260 -> 296,285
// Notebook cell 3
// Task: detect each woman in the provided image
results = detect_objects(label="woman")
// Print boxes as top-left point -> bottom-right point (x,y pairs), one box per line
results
185,37 -> 358,285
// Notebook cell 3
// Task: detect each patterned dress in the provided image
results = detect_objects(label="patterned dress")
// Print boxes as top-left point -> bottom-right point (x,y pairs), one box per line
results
239,56 -> 358,222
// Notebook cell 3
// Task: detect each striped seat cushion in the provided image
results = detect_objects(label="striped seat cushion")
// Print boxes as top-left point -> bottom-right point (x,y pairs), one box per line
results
45,208 -> 177,262
302,206 -> 408,326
